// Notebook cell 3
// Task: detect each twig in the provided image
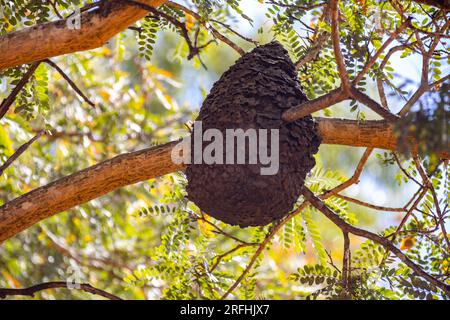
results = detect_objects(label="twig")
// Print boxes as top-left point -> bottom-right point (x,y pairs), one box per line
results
0,281 -> 122,300
295,31 -> 330,70
323,148 -> 373,196
44,59 -> 95,108
209,18 -> 258,45
209,243 -> 255,273
398,19 -> 449,116
221,148 -> 374,299
393,153 -> 423,187
196,213 -> 257,245
302,187 -> 450,295
122,0 -> 198,59
167,1 -> 245,56
330,0 -> 350,94
412,155 -> 450,249
0,130 -> 46,176
350,87 -> 400,122
0,62 -> 41,119
265,1 -> 326,11
49,0 -> 64,19
335,194 -> 407,212
342,231 -> 350,298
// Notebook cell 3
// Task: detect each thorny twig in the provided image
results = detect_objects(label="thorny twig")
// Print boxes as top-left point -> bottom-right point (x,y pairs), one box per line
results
0,281 -> 122,300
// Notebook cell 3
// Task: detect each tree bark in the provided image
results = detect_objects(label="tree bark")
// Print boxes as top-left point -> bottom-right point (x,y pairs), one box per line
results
0,118 -> 398,243
0,0 -> 167,70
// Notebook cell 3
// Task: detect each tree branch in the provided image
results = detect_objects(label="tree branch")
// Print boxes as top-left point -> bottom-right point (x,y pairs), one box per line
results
342,231 -> 350,297
44,59 -> 95,108
302,187 -> 450,295
0,281 -> 122,300
0,130 -> 46,176
0,0 -> 167,70
0,118 -> 403,243
335,194 -> 407,212
167,1 -> 245,56
282,88 -> 346,122
295,31 -> 330,70
0,62 -> 41,119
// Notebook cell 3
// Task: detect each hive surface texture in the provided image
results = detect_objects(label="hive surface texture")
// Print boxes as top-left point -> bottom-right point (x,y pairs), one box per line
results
185,41 -> 321,227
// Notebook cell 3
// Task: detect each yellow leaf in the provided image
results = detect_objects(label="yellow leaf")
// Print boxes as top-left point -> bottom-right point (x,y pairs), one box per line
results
441,259 -> 449,272
185,13 -> 195,32
400,236 -> 416,250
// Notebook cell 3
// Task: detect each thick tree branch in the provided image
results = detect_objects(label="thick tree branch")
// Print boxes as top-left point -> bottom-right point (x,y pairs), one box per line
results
282,87 -> 399,123
0,118 -> 400,244
330,0 -> 350,94
0,0 -> 167,70
350,87 -> 400,122
0,140 -> 182,243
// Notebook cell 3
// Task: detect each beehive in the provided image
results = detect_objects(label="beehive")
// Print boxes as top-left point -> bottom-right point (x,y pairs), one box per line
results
185,41 -> 321,227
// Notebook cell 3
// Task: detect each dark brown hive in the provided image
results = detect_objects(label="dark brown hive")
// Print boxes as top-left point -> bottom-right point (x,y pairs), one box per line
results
185,41 -> 321,227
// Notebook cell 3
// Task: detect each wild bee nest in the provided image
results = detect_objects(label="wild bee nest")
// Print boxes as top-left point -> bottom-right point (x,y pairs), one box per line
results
185,41 -> 321,227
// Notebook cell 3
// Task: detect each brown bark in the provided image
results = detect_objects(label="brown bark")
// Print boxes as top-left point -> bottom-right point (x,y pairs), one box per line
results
0,0 -> 167,70
315,117 -> 396,149
0,118 -> 398,243
410,0 -> 450,10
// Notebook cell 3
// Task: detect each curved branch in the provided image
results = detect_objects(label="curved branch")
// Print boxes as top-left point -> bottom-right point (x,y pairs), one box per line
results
0,0 -> 167,70
0,62 -> 41,119
0,130 -> 46,176
302,188 -> 450,295
330,0 -> 350,93
0,281 -> 122,300
411,0 -> 450,10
